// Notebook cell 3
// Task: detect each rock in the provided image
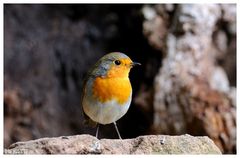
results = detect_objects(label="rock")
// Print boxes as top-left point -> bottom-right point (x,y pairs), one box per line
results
142,4 -> 236,153
4,134 -> 221,154
142,4 -> 170,51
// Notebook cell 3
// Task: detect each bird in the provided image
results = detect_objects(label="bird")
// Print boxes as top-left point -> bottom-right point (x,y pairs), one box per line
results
82,52 -> 140,139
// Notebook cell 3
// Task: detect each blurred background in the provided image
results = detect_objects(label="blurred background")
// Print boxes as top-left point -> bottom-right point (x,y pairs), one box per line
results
4,4 -> 236,154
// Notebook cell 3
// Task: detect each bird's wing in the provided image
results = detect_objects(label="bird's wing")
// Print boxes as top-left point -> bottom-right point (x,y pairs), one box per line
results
81,65 -> 98,128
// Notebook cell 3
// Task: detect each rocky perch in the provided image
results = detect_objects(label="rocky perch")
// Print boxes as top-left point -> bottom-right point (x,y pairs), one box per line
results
4,134 -> 221,154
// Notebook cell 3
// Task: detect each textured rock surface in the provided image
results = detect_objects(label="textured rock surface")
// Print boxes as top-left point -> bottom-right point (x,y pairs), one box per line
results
142,4 -> 236,153
5,134 -> 221,154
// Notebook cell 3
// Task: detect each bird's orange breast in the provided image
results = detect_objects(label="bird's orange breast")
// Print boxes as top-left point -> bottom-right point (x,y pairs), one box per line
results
92,77 -> 132,105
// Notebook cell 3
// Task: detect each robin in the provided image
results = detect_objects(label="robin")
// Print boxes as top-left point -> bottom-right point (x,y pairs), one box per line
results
82,52 -> 140,139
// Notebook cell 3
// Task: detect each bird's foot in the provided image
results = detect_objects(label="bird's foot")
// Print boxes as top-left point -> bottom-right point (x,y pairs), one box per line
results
89,140 -> 101,154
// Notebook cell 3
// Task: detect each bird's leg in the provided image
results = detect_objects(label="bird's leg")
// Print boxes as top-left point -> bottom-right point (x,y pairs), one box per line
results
95,123 -> 99,138
113,122 -> 122,139
89,123 -> 101,153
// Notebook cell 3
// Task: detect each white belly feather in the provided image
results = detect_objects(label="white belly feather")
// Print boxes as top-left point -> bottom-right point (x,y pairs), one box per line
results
83,95 -> 132,125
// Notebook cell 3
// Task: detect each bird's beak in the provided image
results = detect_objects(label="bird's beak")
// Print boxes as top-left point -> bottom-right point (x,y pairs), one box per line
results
131,62 -> 141,67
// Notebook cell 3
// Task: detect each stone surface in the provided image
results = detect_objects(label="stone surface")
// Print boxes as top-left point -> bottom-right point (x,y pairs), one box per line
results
142,4 -> 236,153
4,134 -> 221,154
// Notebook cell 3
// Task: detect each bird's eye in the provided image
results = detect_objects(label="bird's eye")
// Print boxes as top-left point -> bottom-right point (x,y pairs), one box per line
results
114,60 -> 121,65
